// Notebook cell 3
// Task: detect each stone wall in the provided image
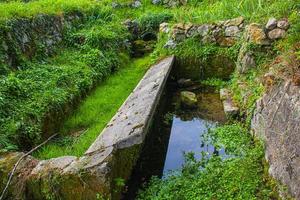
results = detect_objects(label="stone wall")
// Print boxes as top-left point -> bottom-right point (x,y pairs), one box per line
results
0,56 -> 175,200
251,49 -> 300,200
0,12 -> 83,70
252,81 -> 300,199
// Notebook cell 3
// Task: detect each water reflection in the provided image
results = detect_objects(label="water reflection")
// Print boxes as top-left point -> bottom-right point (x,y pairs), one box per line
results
163,91 -> 227,175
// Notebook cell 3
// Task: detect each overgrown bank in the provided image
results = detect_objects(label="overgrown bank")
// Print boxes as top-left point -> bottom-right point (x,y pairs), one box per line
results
35,55 -> 151,159
0,5 -> 129,152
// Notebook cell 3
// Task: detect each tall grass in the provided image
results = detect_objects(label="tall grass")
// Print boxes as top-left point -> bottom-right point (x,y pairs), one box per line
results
110,0 -> 298,24
0,0 -> 103,20
34,55 -> 151,159
0,0 -> 297,24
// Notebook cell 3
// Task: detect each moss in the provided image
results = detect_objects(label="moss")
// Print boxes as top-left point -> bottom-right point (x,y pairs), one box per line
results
111,144 -> 141,199
26,168 -> 110,200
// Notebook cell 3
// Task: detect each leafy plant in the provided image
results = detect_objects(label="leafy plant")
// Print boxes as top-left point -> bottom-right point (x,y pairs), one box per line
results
137,123 -> 279,200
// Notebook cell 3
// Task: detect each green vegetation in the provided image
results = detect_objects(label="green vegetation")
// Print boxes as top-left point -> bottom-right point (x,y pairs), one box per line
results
0,0 -> 297,158
0,9 -> 129,152
200,78 -> 227,90
137,123 -> 279,200
0,0 -> 103,20
35,55 -> 151,159
0,0 -> 299,198
112,0 -> 297,24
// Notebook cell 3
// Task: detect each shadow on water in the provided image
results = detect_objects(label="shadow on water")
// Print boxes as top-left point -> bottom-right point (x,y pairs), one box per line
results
122,79 -> 227,200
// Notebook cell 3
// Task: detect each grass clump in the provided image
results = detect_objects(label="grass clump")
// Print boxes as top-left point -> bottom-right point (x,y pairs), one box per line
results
34,55 -> 151,159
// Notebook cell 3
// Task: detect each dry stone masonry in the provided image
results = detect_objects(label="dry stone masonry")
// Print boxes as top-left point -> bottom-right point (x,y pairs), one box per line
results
162,16 -> 245,49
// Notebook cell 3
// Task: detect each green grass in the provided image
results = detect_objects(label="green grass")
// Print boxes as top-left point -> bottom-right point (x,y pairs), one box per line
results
0,0 -> 104,20
112,0 -> 297,25
34,55 -> 151,159
0,0 -> 297,26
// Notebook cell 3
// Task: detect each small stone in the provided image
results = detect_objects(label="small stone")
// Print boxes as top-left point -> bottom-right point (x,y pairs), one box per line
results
132,0 -> 142,8
263,72 -> 276,88
220,88 -> 230,100
212,27 -> 223,38
277,19 -> 289,30
266,18 -> 277,30
180,91 -> 198,108
172,23 -> 192,41
177,78 -> 193,88
172,23 -> 192,42
111,2 -> 120,8
197,24 -> 211,36
246,23 -> 269,45
152,0 -> 161,4
172,31 -> 186,42
159,22 -> 169,33
173,23 -> 185,30
220,89 -> 239,118
238,53 -> 256,74
217,37 -> 236,47
268,28 -> 286,40
201,35 -> 216,44
179,0 -> 187,5
225,26 -> 240,37
164,39 -> 176,49
224,16 -> 244,27
186,26 -> 198,38
223,99 -> 239,118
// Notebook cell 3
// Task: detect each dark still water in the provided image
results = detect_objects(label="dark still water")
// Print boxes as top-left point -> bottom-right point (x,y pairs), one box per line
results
163,117 -> 218,174
163,90 -> 226,175
122,85 -> 226,199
